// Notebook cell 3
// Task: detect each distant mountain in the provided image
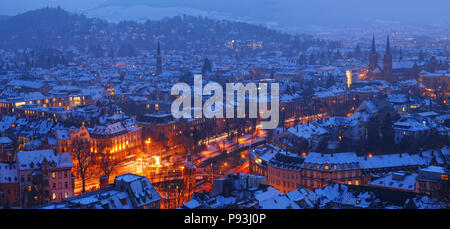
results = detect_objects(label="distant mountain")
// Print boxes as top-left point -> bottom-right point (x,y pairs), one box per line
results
0,7 -> 318,51
0,15 -> 10,22
0,7 -> 93,38
87,0 -> 450,29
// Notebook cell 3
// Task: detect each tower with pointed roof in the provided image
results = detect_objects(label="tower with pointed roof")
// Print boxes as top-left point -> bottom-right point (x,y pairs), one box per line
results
383,35 -> 393,82
369,35 -> 377,71
156,41 -> 162,76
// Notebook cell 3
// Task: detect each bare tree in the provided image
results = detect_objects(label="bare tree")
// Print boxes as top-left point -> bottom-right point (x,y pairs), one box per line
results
72,140 -> 94,193
98,150 -> 116,179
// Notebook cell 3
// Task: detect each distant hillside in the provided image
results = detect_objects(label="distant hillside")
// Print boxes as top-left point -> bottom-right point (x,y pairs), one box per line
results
0,15 -> 10,22
94,0 -> 450,27
0,7 -> 318,51
0,7 -> 108,48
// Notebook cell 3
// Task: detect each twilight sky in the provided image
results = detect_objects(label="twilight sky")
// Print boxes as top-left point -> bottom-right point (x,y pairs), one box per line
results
2,0 -> 449,28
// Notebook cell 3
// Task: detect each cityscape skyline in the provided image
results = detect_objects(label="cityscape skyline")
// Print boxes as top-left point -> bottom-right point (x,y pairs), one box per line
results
0,2 -> 448,212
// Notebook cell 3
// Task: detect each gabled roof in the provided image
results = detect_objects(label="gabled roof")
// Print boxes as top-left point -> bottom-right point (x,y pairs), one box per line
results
16,149 -> 73,170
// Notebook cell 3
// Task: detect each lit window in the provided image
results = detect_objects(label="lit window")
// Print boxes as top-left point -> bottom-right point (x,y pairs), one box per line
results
52,193 -> 56,200
52,172 -> 56,179
442,174 -> 448,181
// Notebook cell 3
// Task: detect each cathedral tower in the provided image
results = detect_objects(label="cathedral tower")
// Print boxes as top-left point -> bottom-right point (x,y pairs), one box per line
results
369,35 -> 377,71
383,35 -> 393,82
156,41 -> 162,76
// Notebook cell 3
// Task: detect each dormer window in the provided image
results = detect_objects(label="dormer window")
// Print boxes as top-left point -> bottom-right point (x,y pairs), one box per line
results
120,198 -> 127,206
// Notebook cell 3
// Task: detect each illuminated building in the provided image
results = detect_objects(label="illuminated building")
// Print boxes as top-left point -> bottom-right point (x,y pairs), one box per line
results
267,151 -> 304,193
0,95 -> 93,115
312,88 -> 351,116
418,70 -> 450,101
5,80 -> 52,95
249,144 -> 279,178
56,123 -> 90,154
346,70 -> 352,88
90,121 -> 142,161
16,149 -> 73,208
182,173 -> 272,209
39,174 -> 161,209
249,145 -> 442,193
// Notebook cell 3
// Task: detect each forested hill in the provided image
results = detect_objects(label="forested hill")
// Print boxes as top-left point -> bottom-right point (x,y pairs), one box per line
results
0,7 -> 323,52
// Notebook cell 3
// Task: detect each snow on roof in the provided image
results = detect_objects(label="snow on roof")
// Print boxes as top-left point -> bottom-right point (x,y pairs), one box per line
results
16,149 -> 73,170
59,152 -> 74,168
420,165 -> 446,174
409,195 -> 448,209
0,137 -> 12,144
115,173 -> 141,183
313,87 -> 346,98
254,186 -> 282,203
387,94 -> 408,104
91,122 -> 126,135
23,92 -> 45,100
55,129 -> 70,140
304,152 -> 359,165
183,198 -> 202,209
393,119 -> 430,131
42,174 -> 160,209
7,80 -> 46,89
369,172 -> 418,191
392,61 -> 416,69
259,194 -> 300,209
288,123 -> 328,139
250,144 -> 280,163
210,196 -> 237,208
304,151 -> 432,170
417,111 -> 439,117
24,139 -> 43,151
115,173 -> 162,207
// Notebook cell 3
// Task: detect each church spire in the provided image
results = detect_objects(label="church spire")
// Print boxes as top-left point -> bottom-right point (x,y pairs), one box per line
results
383,35 -> 393,82
156,40 -> 162,76
369,35 -> 377,71
385,35 -> 391,55
157,40 -> 161,56
371,35 -> 376,54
